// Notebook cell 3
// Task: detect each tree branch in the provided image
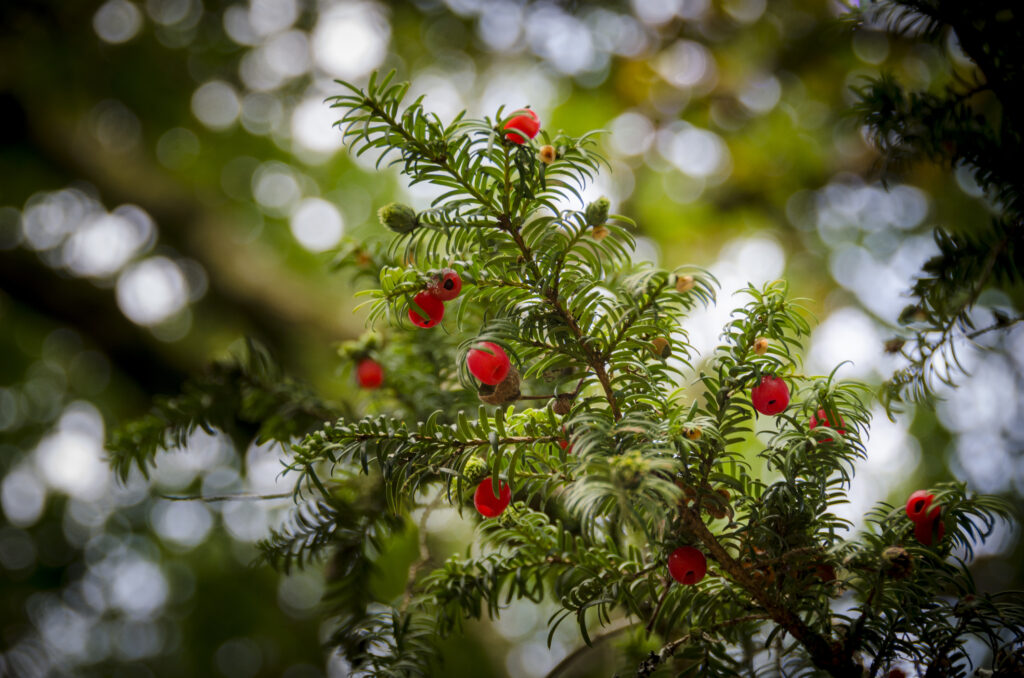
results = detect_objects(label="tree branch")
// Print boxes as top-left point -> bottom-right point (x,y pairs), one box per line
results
677,508 -> 862,677
159,491 -> 292,502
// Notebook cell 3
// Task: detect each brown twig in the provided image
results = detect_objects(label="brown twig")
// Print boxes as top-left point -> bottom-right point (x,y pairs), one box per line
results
645,579 -> 672,632
677,508 -> 861,677
158,491 -> 292,502
636,614 -> 772,677
965,314 -> 1024,340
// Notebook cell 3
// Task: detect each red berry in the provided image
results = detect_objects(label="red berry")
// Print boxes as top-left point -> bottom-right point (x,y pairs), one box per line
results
810,408 -> 847,442
467,342 -> 511,385
474,477 -> 511,517
905,490 -> 935,523
408,291 -> 445,328
750,376 -> 789,416
913,506 -> 945,546
667,546 -> 707,585
503,109 -> 540,144
430,269 -> 462,301
355,358 -> 383,389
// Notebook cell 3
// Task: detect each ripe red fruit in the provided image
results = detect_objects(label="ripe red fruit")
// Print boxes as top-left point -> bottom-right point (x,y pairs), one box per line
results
467,342 -> 511,385
429,269 -> 462,301
810,409 -> 847,442
355,358 -> 383,389
474,477 -> 511,517
408,291 -> 445,328
905,490 -> 935,523
914,506 -> 945,546
503,109 -> 540,144
750,376 -> 789,416
667,546 -> 707,585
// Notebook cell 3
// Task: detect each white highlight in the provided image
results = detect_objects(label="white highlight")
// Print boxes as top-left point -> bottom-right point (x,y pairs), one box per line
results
192,81 -> 241,130
94,0 -> 143,44
116,256 -> 189,326
290,198 -> 344,252
312,4 -> 389,80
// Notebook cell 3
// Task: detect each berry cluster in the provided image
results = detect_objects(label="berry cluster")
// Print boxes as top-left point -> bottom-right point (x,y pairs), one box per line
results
660,358 -> 848,587
378,108 -> 855,591
460,109 -> 546,519
905,490 -> 945,546
352,269 -> 462,389
750,374 -> 849,443
408,268 -> 462,328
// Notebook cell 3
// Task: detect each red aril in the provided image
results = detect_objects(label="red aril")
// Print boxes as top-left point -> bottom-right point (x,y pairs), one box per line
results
751,376 -> 789,416
355,359 -> 383,389
667,546 -> 707,585
905,490 -> 935,523
503,109 -> 540,144
430,269 -> 462,301
474,477 -> 511,517
467,342 -> 511,385
408,291 -> 445,328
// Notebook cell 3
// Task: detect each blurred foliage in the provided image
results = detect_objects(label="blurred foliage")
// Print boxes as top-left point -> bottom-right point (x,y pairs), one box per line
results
107,338 -> 340,482
848,0 -> 1024,414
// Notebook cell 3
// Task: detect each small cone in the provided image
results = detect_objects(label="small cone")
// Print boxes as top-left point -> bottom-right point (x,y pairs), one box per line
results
881,546 -> 913,580
552,394 -> 573,415
478,366 -> 521,405
651,337 -> 671,358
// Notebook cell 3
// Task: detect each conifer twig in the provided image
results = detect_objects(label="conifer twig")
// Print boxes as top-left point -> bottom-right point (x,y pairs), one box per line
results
159,491 -> 292,502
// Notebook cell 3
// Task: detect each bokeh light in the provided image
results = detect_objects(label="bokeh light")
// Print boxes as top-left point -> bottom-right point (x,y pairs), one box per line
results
93,0 -> 144,44
63,209 -> 154,278
191,81 -> 242,131
290,198 -> 344,252
312,3 -> 390,80
116,257 -> 190,326
291,96 -> 344,157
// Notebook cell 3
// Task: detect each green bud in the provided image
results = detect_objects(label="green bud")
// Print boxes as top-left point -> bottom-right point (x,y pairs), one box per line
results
610,450 -> 646,489
462,456 -> 489,484
456,457 -> 490,504
881,545 -> 912,580
337,331 -> 382,360
585,196 -> 610,227
497,503 -> 520,528
338,341 -> 359,360
362,331 -> 382,352
377,202 -> 418,233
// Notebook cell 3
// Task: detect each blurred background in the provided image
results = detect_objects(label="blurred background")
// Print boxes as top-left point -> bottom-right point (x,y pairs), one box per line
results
1,0 -> 1020,676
